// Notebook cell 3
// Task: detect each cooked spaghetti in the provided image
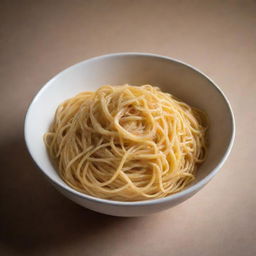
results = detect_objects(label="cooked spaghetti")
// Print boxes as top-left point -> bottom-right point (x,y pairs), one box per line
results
44,84 -> 207,201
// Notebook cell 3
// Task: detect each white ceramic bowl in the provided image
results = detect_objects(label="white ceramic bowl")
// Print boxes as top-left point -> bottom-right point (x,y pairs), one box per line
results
24,53 -> 235,217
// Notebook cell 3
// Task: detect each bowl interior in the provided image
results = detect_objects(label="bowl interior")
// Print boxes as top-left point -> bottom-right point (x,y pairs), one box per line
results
25,53 -> 234,200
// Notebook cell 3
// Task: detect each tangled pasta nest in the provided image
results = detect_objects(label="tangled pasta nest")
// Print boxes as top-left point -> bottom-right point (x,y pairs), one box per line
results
44,84 -> 207,201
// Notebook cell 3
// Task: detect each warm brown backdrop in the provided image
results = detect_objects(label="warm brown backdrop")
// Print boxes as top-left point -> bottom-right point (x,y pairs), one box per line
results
1,0 -> 255,255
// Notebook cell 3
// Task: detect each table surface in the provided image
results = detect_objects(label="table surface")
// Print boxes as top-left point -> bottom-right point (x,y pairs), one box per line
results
1,1 -> 256,255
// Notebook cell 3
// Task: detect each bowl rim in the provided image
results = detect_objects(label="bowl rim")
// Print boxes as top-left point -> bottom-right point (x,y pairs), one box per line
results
24,52 -> 236,206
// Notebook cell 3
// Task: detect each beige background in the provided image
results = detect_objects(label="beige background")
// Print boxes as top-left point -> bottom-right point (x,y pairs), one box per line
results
1,0 -> 256,255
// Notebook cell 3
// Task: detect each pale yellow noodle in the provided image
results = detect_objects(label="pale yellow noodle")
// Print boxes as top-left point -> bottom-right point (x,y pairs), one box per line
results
44,84 -> 207,201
